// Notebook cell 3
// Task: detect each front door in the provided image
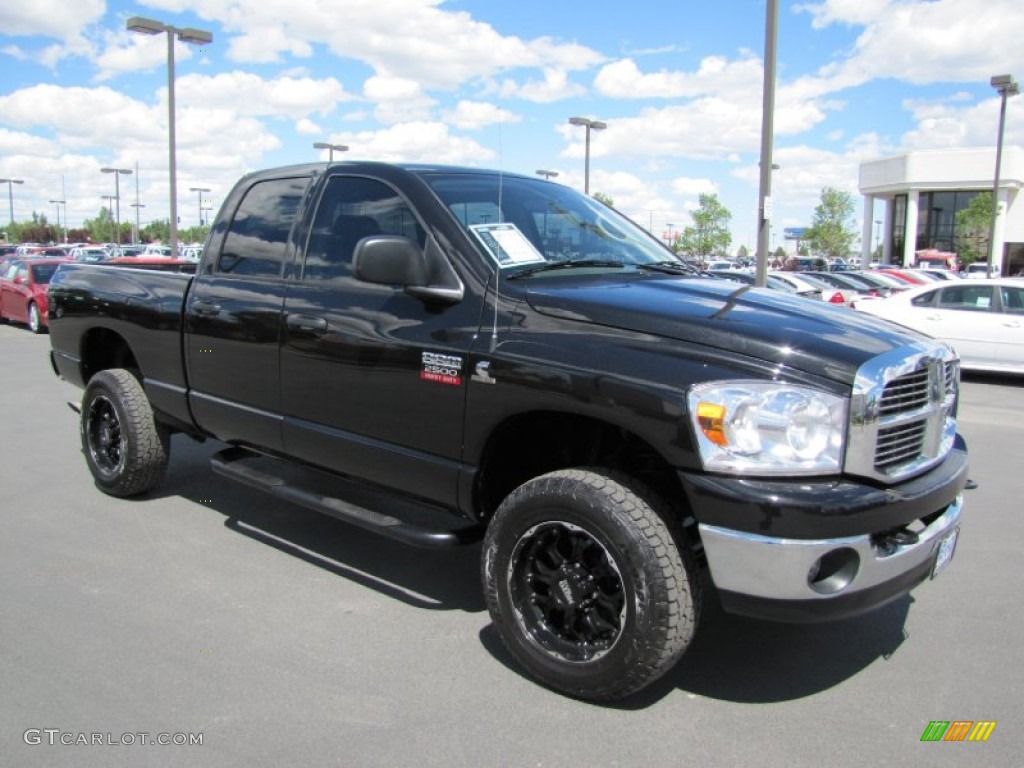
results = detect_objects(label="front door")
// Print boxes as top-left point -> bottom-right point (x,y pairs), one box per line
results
279,174 -> 484,508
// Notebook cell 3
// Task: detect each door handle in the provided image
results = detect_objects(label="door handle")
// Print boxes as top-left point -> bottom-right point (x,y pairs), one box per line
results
191,299 -> 222,316
286,314 -> 329,336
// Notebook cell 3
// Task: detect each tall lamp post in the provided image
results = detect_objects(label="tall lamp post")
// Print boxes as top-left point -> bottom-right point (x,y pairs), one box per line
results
567,117 -> 607,195
101,167 -> 133,245
49,198 -> 66,243
127,16 -> 213,255
132,202 -> 146,243
313,142 -> 348,162
102,196 -> 118,243
987,74 -> 1019,276
190,186 -> 211,226
0,177 -> 24,226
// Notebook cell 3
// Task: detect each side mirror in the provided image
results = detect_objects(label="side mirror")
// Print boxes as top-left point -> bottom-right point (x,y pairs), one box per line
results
354,236 -> 463,304
354,236 -> 427,286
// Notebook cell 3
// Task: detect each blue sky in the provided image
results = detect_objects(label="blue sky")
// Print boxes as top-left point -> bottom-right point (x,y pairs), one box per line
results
1,0 -> 1022,250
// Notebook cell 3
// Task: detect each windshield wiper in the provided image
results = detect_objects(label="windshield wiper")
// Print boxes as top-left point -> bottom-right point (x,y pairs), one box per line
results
507,259 -> 626,279
635,261 -> 701,276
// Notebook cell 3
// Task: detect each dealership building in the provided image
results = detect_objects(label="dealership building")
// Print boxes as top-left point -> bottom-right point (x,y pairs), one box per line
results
858,146 -> 1024,274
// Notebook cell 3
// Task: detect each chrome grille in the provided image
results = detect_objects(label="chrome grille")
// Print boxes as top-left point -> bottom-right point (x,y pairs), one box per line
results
846,342 -> 959,483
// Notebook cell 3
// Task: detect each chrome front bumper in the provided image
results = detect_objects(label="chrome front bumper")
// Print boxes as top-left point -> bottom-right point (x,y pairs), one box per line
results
700,493 -> 962,621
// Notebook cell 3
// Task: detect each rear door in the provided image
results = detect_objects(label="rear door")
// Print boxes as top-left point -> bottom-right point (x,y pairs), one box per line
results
184,173 -> 312,450
279,173 -> 484,507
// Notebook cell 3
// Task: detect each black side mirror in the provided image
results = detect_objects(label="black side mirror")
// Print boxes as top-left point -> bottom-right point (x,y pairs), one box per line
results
354,236 -> 427,286
354,236 -> 463,304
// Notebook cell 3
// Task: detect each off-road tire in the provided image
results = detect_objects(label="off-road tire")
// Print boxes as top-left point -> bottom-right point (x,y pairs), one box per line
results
482,468 -> 700,701
80,369 -> 170,497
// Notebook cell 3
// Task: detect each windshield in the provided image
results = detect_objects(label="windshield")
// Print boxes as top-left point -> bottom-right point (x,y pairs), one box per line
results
422,172 -> 680,275
30,264 -> 59,283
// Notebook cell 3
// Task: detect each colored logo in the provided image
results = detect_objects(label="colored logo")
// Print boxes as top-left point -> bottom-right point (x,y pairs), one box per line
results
920,721 -> 996,742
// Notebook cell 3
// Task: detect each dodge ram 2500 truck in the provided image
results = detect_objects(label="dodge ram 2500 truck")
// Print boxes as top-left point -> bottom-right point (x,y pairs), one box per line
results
48,161 -> 967,701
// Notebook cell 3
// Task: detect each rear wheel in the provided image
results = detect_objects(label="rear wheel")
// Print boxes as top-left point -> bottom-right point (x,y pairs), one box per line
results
81,369 -> 170,497
27,302 -> 43,334
482,468 -> 700,701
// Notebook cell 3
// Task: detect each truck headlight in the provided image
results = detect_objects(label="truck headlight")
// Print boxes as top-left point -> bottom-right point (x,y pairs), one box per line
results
687,381 -> 846,475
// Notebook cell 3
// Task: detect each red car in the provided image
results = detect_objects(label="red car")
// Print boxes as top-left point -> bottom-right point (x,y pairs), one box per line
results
0,258 -> 67,333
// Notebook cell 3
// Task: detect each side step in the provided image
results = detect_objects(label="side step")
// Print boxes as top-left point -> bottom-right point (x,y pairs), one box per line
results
211,446 -> 482,549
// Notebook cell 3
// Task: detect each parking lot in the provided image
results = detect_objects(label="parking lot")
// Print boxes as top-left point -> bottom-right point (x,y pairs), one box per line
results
2,322 -> 1021,768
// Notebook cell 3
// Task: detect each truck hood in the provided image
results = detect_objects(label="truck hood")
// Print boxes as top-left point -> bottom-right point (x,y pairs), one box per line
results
524,275 -> 925,383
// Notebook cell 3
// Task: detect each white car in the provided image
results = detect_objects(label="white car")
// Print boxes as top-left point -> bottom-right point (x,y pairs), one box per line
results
855,278 -> 1024,374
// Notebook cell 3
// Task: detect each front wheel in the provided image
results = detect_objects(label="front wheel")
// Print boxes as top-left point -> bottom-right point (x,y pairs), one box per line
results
81,369 -> 171,497
482,468 -> 700,701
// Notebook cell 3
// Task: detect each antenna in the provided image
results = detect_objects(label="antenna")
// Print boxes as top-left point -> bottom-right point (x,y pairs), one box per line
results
491,115 -> 504,351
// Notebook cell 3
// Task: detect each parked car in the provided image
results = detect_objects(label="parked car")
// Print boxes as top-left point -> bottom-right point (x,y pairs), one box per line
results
766,271 -> 826,300
0,258 -> 65,333
963,263 -> 998,278
854,278 -> 1024,374
69,246 -> 111,263
804,271 -> 882,304
708,269 -> 821,298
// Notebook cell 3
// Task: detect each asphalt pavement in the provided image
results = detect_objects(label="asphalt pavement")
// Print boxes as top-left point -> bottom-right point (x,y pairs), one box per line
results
1,323 -> 1021,768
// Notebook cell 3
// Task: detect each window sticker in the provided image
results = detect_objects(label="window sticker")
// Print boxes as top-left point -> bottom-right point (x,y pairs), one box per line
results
469,222 -> 546,268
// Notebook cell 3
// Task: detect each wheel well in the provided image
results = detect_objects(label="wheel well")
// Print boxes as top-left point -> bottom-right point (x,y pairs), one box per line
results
80,328 -> 140,383
475,411 -> 691,527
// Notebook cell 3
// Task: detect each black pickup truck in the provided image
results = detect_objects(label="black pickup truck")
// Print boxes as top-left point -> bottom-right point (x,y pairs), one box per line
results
48,161 -> 967,701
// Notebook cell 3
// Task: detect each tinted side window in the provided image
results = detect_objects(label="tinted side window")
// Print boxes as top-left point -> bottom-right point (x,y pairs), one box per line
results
217,177 -> 309,278
302,176 -> 424,281
936,285 -> 996,312
1001,285 -> 1024,314
910,289 -> 938,307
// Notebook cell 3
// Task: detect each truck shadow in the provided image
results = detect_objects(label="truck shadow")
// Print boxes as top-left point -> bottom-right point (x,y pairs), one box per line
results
158,435 -> 911,707
155,435 -> 485,613
479,571 -> 912,708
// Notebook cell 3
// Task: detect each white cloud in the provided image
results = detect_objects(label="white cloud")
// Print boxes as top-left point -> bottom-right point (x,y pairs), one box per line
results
295,118 -> 322,136
175,71 -> 352,117
494,68 -> 588,103
797,0 -> 1024,87
333,122 -> 495,164
671,177 -> 719,196
179,0 -> 604,89
594,55 -> 763,100
363,75 -> 438,124
443,101 -> 520,130
0,1 -> 104,40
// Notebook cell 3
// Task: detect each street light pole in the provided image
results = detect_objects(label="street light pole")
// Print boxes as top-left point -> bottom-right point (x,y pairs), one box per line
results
987,74 -> 1019,277
535,169 -> 559,180
567,117 -> 607,195
102,196 -> 117,243
101,167 -> 133,245
190,186 -> 211,226
755,0 -> 778,288
0,178 -> 24,226
49,199 -> 66,244
313,142 -> 349,162
127,16 -> 213,255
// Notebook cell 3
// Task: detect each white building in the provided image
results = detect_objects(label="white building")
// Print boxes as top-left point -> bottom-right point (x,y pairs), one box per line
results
859,146 -> 1024,274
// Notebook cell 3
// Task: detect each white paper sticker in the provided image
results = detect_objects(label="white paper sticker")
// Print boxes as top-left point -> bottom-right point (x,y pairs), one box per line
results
470,223 -> 546,268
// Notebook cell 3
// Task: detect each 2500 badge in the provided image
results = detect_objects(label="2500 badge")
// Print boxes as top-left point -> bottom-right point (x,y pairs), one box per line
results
421,351 -> 463,386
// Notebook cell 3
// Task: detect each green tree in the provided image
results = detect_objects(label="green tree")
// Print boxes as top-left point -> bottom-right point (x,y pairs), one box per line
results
592,191 -> 615,208
736,244 -> 749,259
677,193 -> 732,260
803,187 -> 857,260
954,192 -> 993,268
